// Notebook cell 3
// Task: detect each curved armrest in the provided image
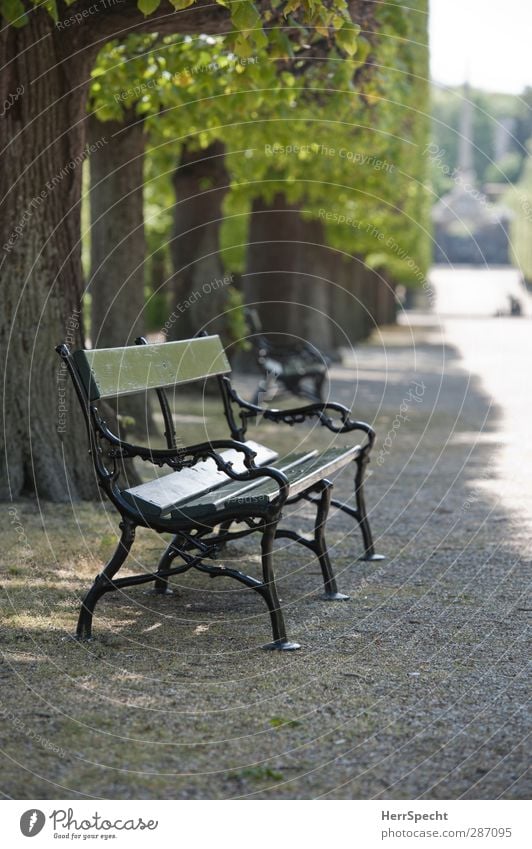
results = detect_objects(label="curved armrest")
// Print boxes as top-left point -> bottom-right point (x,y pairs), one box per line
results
226,383 -> 375,448
92,410 -> 290,507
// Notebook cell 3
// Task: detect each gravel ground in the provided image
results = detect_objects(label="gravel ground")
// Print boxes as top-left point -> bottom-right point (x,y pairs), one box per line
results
0,320 -> 529,800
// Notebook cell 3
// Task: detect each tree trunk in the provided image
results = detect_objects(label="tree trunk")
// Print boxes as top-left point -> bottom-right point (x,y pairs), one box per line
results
88,113 -> 152,435
0,14 -> 99,499
169,141 -> 231,340
244,194 -> 335,351
89,113 -> 147,348
329,255 -> 371,347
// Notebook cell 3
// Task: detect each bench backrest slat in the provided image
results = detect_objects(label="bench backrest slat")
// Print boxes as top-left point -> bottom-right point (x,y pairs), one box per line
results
72,336 -> 231,401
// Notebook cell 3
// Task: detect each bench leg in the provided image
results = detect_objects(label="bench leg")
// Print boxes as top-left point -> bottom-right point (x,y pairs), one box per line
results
260,522 -> 301,651
76,520 -> 136,640
354,451 -> 385,562
314,483 -> 349,601
149,538 -> 178,595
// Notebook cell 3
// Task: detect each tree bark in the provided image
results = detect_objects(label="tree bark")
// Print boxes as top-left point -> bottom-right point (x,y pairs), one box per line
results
169,141 -> 231,340
0,14 -> 99,499
329,255 -> 372,347
89,113 -> 147,348
244,194 -> 335,351
88,113 -> 152,435
0,2 -> 234,501
0,0 -> 366,500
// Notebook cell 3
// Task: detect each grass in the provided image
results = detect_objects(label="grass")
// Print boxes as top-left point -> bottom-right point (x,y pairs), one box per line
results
0,331 -> 529,799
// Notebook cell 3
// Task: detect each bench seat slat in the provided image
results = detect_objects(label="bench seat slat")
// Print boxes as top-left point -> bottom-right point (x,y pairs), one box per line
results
123,444 -> 360,522
185,445 -> 360,510
122,441 -> 279,517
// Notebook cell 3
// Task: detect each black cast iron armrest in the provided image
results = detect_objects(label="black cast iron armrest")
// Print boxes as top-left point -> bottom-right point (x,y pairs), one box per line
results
224,382 -> 375,449
91,409 -> 290,506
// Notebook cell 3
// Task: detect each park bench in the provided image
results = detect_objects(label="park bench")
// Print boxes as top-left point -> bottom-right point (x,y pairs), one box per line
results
56,334 -> 381,651
245,307 -> 330,404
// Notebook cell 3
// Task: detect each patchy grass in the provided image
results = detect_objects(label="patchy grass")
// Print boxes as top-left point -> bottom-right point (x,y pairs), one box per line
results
0,331 -> 529,799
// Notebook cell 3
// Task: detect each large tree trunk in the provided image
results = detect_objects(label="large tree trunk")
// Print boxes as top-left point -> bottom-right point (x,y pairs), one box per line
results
0,14 -> 99,500
88,113 -> 152,435
169,141 -> 231,340
244,194 -> 335,351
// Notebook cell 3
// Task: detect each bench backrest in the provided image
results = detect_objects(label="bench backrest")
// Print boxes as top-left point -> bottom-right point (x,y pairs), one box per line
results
72,336 -> 231,401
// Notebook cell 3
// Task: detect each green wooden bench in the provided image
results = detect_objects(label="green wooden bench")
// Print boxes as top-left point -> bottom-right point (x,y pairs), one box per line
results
56,334 -> 381,650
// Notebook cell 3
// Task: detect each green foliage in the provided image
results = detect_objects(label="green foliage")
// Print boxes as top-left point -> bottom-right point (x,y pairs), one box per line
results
84,0 -> 430,292
0,0 -> 28,26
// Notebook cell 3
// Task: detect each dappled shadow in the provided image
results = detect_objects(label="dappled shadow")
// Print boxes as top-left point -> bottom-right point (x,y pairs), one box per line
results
0,323 -> 529,800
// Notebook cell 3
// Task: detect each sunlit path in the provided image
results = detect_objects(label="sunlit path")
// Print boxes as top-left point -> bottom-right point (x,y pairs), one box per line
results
413,268 -> 532,543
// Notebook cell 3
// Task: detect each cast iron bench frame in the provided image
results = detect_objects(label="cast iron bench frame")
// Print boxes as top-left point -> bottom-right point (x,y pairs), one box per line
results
56,334 -> 381,650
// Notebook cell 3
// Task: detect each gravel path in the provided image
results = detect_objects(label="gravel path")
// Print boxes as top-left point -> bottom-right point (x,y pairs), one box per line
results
0,318 -> 529,799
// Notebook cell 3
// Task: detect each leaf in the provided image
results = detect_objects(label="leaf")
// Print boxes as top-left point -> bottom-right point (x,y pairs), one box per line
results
1,0 -> 28,26
232,0 -> 260,31
169,0 -> 196,9
137,0 -> 161,15
233,34 -> 254,59
336,20 -> 360,56
43,0 -> 58,22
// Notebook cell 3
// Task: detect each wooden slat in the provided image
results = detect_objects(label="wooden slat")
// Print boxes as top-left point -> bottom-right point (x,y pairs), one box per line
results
122,441 -> 279,517
199,445 -> 360,507
73,336 -> 230,401
136,445 -> 360,521
171,449 -> 320,515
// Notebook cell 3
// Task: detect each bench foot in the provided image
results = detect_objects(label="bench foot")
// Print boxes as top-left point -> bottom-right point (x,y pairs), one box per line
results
262,639 -> 301,651
358,553 -> 385,562
321,591 -> 349,601
145,586 -> 174,596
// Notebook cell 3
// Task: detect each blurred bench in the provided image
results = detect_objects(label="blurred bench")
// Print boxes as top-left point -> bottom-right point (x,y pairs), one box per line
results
245,307 -> 330,404
56,333 -> 381,651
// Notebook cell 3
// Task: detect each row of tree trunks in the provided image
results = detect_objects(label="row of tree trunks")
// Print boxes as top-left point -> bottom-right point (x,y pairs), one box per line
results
88,113 -> 152,435
244,193 -> 397,353
0,2 -> 234,501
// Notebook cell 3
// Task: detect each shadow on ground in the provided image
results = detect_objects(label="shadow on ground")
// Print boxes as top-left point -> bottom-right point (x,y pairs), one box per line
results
0,324 -> 529,799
